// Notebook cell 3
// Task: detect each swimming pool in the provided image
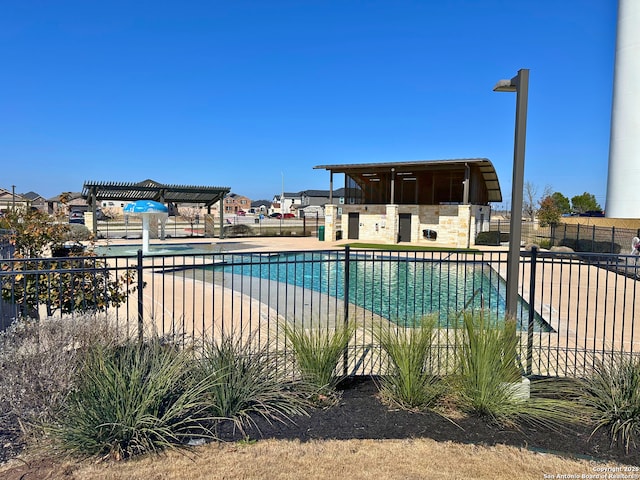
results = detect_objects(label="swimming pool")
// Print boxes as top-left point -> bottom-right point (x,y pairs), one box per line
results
211,252 -> 550,331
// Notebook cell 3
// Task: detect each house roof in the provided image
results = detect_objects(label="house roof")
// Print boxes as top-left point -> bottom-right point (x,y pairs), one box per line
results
0,188 -> 27,201
46,192 -> 84,202
298,188 -> 346,197
21,191 -> 45,201
314,158 -> 502,203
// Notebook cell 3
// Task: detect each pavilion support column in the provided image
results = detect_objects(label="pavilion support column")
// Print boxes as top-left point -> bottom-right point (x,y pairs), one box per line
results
390,168 -> 395,204
329,172 -> 333,204
458,204 -> 472,249
385,204 -> 399,244
324,204 -> 337,241
463,163 -> 470,205
91,187 -> 98,237
219,198 -> 225,239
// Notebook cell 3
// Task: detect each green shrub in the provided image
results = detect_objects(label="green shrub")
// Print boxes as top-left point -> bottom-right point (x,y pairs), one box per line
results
475,231 -> 501,246
283,321 -> 356,396
196,332 -> 309,435
223,224 -> 254,237
63,224 -> 92,242
559,238 -> 621,254
374,315 -> 446,410
54,338 -> 216,460
538,238 -> 552,250
581,354 -> 640,452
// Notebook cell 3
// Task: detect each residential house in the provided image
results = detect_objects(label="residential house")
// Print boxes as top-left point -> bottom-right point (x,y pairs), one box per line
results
21,192 -> 47,212
221,193 -> 251,215
250,200 -> 271,214
271,189 -> 346,217
0,187 -> 30,214
46,192 -> 88,216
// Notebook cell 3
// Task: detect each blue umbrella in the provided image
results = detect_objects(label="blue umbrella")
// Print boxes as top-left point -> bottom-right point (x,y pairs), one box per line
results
123,200 -> 169,254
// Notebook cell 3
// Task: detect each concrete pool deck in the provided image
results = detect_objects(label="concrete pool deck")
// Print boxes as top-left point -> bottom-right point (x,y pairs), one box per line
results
95,235 -> 640,376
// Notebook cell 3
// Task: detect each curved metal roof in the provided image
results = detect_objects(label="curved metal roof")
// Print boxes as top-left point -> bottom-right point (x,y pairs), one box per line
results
314,158 -> 502,203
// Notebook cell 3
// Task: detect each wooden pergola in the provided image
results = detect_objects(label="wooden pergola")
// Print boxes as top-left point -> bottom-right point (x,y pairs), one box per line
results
82,179 -> 230,237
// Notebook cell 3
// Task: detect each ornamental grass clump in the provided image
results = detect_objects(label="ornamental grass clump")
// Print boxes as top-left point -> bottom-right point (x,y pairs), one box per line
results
454,311 -> 521,420
374,315 -> 447,410
196,331 -> 310,435
283,321 -> 356,397
453,310 -> 583,430
581,353 -> 640,452
54,337 -> 217,460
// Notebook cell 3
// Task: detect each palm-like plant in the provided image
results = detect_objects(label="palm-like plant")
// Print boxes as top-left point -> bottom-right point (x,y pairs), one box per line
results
196,332 -> 309,435
283,321 -> 356,396
374,315 -> 446,410
55,338 -> 216,460
453,310 -> 583,429
455,311 -> 521,419
581,353 -> 640,452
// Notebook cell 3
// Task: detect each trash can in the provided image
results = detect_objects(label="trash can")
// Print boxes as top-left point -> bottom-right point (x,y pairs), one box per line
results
318,226 -> 325,241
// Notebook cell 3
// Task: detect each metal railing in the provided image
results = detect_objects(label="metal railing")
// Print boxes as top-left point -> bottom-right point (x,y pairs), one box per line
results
486,220 -> 640,254
1,246 -> 639,378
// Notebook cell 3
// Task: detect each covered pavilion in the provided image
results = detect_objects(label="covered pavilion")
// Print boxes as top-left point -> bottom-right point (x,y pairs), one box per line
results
82,179 -> 230,237
314,158 -> 502,246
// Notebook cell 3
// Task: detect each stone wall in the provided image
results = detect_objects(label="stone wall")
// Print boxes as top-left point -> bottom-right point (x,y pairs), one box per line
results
336,203 -> 489,248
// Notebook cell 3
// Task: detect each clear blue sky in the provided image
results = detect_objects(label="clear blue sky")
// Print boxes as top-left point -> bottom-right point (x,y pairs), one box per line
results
1,0 -> 616,208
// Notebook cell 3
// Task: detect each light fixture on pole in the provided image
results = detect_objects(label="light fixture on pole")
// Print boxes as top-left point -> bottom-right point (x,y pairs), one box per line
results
493,68 -> 529,318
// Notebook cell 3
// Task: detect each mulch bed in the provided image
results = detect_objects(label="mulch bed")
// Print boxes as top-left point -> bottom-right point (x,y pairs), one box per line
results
216,376 -> 639,465
1,376 -> 638,477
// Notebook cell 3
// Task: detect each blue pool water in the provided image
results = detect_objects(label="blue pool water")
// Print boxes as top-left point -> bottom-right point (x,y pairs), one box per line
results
213,252 -> 550,331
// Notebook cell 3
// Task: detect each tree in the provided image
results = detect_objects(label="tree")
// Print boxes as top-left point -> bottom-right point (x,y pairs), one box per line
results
523,181 -> 539,221
179,206 -> 203,236
537,196 -> 561,227
571,192 -> 601,214
0,209 -> 69,258
1,209 -> 140,320
551,192 -> 571,215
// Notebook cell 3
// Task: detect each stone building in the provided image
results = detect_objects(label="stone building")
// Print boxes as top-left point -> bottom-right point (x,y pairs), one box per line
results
314,159 -> 502,248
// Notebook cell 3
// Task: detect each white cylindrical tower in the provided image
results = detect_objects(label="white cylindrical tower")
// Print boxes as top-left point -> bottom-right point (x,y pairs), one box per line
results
606,0 -> 640,218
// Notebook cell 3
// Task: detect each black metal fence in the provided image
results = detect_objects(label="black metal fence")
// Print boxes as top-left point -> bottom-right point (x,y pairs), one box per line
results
486,220 -> 640,255
1,246 -> 639,378
550,223 -> 640,254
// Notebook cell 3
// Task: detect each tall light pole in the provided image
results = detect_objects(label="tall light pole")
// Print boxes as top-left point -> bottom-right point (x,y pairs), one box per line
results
281,172 -> 285,214
493,68 -> 529,318
11,185 -> 15,212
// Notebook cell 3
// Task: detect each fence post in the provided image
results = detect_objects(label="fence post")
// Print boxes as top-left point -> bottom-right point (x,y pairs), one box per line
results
612,226 -> 616,254
592,225 -> 596,252
526,246 -> 537,376
577,223 -> 581,250
343,245 -> 351,376
137,249 -> 144,342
